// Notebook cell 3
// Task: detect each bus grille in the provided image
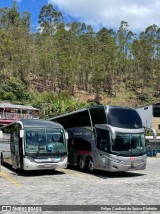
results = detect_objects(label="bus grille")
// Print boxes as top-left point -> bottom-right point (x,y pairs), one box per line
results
37,164 -> 57,169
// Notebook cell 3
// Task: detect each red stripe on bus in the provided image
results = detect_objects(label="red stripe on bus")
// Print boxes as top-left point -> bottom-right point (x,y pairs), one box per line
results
76,151 -> 91,154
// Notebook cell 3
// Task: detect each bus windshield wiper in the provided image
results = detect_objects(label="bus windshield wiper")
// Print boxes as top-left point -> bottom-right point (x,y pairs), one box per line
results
114,151 -> 132,156
36,142 -> 44,156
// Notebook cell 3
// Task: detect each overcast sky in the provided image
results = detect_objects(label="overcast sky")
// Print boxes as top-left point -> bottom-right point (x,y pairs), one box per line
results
1,0 -> 160,33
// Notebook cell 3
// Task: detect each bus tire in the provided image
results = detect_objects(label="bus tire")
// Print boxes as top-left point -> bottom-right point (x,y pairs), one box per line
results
87,156 -> 95,173
77,156 -> 85,171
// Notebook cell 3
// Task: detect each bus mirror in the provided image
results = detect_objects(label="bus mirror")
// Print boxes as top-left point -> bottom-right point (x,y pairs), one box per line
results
20,129 -> 24,138
65,132 -> 69,140
104,124 -> 116,140
112,132 -> 116,141
0,130 -> 3,139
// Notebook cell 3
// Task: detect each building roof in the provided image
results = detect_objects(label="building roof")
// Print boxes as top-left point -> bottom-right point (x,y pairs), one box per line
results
0,103 -> 39,110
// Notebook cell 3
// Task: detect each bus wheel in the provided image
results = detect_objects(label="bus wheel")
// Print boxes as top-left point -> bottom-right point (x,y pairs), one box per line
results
77,156 -> 85,171
87,157 -> 95,173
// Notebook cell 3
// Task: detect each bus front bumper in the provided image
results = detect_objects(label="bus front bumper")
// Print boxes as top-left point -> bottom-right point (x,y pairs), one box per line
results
109,157 -> 147,172
23,157 -> 68,171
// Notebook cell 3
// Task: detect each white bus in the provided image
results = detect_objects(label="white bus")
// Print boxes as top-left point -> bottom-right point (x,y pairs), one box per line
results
0,119 -> 68,171
50,105 -> 147,172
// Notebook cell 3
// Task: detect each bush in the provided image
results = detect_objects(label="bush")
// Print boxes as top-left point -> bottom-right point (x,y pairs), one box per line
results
0,77 -> 31,102
29,91 -> 91,119
1,92 -> 16,101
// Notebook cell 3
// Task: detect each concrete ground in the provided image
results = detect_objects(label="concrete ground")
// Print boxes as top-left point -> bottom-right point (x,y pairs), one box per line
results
0,158 -> 160,214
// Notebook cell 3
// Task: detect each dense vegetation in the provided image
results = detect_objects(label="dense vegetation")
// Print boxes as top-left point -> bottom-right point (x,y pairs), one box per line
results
0,2 -> 160,117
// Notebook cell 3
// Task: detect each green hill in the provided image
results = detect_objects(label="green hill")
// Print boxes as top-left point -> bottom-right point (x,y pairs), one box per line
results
1,2 -> 160,117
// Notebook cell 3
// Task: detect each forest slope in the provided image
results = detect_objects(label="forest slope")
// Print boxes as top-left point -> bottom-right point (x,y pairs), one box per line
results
0,3 -> 160,117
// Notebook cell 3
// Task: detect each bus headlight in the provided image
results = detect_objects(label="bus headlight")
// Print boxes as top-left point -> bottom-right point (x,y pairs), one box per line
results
60,155 -> 67,162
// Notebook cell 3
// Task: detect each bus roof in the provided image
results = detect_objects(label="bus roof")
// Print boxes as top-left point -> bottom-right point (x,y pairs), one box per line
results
0,119 -> 63,129
49,105 -> 134,120
48,106 -> 94,120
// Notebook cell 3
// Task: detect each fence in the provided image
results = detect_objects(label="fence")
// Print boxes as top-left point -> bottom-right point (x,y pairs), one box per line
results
0,112 -> 39,120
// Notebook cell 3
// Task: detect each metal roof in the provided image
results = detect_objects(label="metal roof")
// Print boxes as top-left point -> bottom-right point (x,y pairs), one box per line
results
0,103 -> 39,110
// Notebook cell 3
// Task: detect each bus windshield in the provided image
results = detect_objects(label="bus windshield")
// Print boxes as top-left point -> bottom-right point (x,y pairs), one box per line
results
107,108 -> 142,129
25,128 -> 66,154
111,133 -> 145,156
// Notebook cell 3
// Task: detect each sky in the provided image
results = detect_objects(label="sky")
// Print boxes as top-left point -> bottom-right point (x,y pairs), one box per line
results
1,0 -> 160,33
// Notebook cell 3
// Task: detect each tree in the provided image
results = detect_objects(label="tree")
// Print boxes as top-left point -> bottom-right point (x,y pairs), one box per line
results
38,4 -> 63,35
0,1 -> 20,29
0,77 -> 31,102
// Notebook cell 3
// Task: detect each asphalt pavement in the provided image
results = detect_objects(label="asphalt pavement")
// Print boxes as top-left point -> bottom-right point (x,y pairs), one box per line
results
0,158 -> 160,214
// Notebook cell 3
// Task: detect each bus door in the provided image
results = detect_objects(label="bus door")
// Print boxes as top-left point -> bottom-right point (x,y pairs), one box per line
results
95,128 -> 110,169
68,139 -> 75,164
10,128 -> 19,169
18,137 -> 23,169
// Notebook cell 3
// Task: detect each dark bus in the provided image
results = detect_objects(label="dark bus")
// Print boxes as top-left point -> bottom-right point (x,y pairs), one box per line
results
49,105 -> 147,172
0,119 -> 68,171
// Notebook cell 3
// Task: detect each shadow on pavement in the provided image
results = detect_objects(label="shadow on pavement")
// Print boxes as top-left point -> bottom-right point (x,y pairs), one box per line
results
2,162 -> 146,179
1,162 -> 65,177
67,165 -> 146,179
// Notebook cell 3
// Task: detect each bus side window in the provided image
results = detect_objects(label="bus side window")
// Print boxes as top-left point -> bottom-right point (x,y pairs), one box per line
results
97,129 -> 110,152
99,139 -> 108,151
68,139 -> 75,150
